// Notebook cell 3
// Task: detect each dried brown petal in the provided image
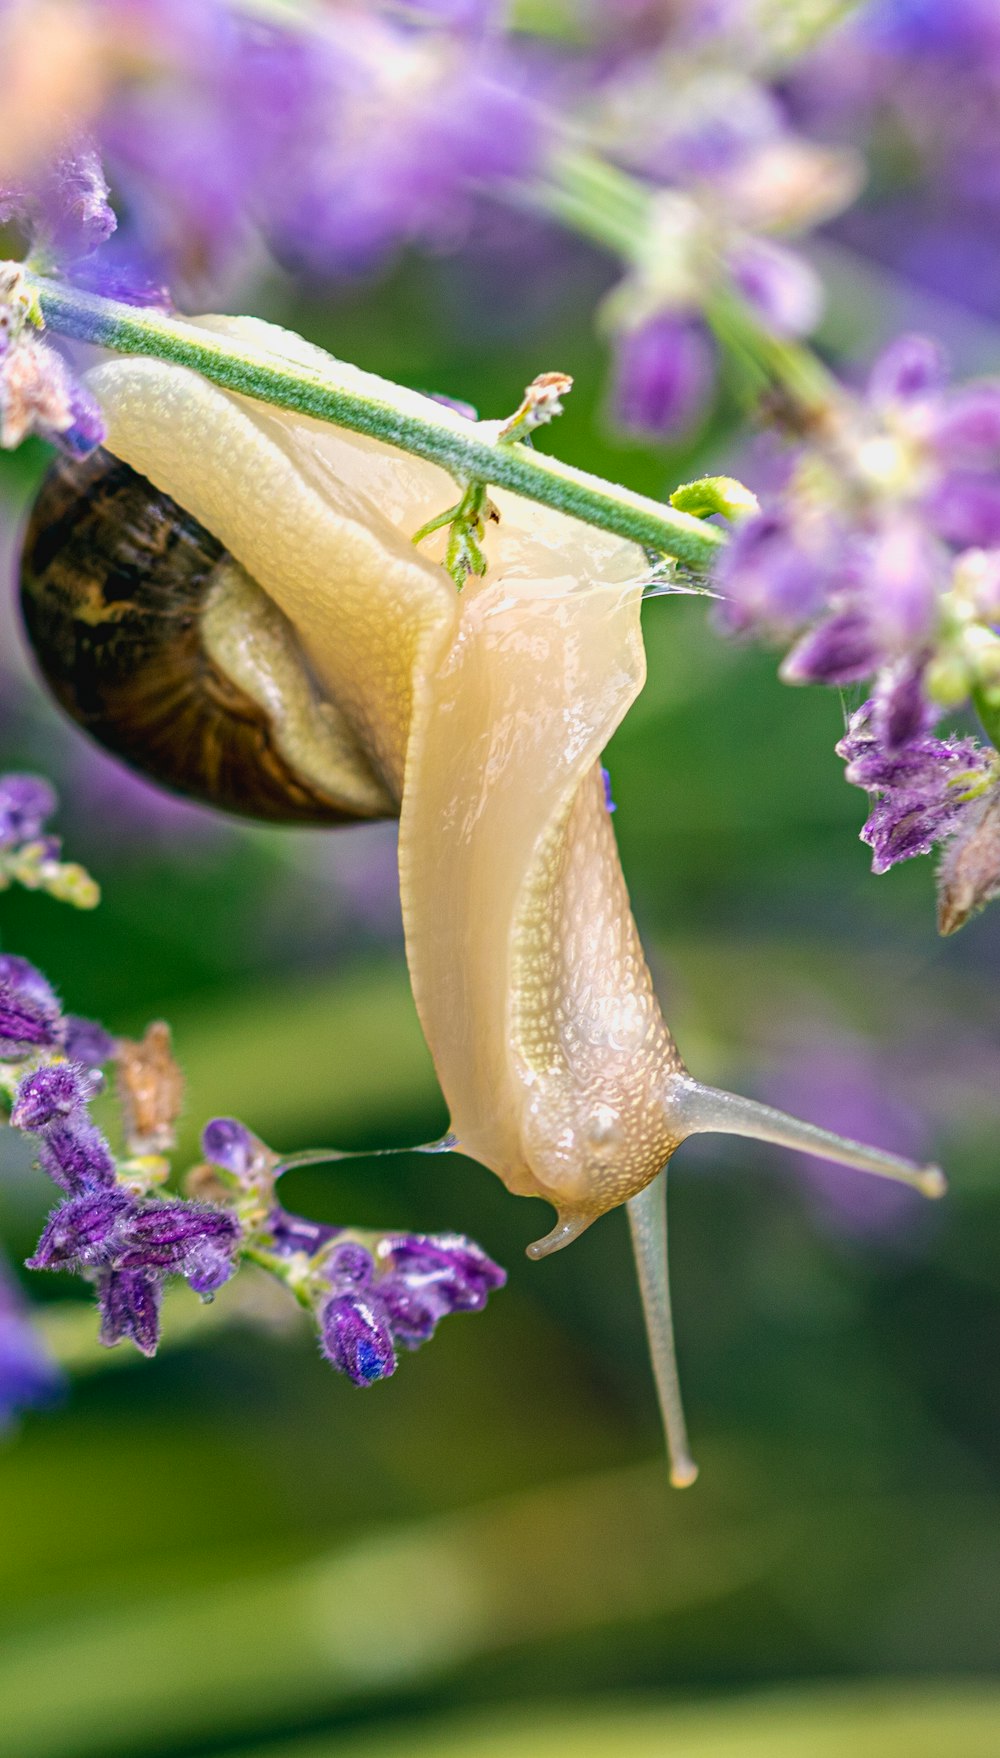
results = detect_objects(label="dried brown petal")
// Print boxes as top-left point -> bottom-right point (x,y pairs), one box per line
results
115,1020 -> 185,1154
937,783 -> 1000,935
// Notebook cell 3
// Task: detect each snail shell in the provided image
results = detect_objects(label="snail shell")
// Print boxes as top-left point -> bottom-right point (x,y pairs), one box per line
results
19,448 -> 395,824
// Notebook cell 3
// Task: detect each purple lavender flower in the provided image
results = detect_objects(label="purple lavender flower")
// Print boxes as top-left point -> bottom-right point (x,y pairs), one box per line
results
11,1062 -> 99,1131
0,774 -> 56,846
201,1116 -> 257,1180
715,508 -> 833,640
728,237 -> 823,337
97,1268 -> 161,1357
267,1207 -> 342,1259
867,333 -> 948,407
376,1232 -> 507,1348
0,1258 -> 62,1427
63,1015 -> 116,1068
608,313 -> 715,441
115,1201 -> 239,1286
27,1188 -> 130,1271
0,956 -> 64,1061
319,1291 -> 397,1386
781,519 -> 943,686
308,1225 -> 505,1383
836,689 -> 994,873
38,1117 -> 116,1194
0,137 -> 116,264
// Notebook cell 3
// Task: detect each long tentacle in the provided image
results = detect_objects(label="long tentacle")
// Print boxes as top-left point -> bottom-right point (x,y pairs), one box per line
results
627,1171 -> 698,1488
669,1080 -> 946,1199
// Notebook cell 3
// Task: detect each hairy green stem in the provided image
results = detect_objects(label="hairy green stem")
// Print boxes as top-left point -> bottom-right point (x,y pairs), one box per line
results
28,274 -> 725,570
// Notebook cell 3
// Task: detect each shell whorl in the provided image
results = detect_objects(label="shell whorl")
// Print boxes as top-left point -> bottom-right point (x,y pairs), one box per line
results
19,449 -> 395,825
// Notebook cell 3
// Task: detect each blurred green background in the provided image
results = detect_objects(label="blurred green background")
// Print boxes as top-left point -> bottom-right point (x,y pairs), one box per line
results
0,247 -> 998,1758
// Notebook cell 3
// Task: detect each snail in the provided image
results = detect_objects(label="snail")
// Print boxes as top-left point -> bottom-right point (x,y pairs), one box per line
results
19,314 -> 945,1483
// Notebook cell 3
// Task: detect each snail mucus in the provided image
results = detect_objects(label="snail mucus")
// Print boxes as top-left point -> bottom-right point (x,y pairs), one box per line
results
17,314 -> 947,1484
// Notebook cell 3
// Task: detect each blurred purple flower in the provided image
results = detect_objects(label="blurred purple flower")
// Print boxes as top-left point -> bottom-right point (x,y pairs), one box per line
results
867,333 -> 949,407
715,508 -> 834,640
0,1257 -> 62,1427
728,237 -> 823,337
0,774 -> 56,847
764,1031 -> 933,1240
63,1015 -> 116,1068
782,518 -> 943,686
0,955 -> 65,1061
609,313 -> 715,441
0,138 -> 116,264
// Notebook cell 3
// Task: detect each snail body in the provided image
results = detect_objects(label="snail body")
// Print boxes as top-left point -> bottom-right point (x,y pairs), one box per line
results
20,314 -> 944,1482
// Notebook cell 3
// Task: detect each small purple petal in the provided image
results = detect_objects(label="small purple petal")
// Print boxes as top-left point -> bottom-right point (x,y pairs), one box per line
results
54,380 -> 106,459
729,237 -> 823,337
375,1231 -> 506,1348
320,1291 -> 396,1386
184,1236 -> 239,1297
98,1268 -> 161,1357
0,955 -> 59,1013
0,983 -> 64,1062
782,607 -> 885,685
115,1202 -> 240,1277
926,469 -> 1000,548
11,1062 -> 99,1131
867,334 -> 949,407
64,1015 -> 116,1068
325,1241 -> 375,1292
871,661 -> 938,750
27,1188 -> 131,1270
46,142 -> 117,257
609,313 -> 715,442
715,509 -> 832,640
268,1206 -> 342,1258
929,384 -> 1000,458
201,1116 -> 257,1180
835,699 -> 993,874
38,1116 -> 116,1193
601,767 -> 617,814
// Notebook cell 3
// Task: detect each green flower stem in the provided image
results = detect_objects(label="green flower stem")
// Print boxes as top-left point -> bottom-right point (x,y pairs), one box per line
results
27,273 -> 725,570
529,144 -> 843,422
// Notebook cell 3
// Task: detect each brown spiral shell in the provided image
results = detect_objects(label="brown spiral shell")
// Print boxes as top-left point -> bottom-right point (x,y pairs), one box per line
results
19,449 -> 390,825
